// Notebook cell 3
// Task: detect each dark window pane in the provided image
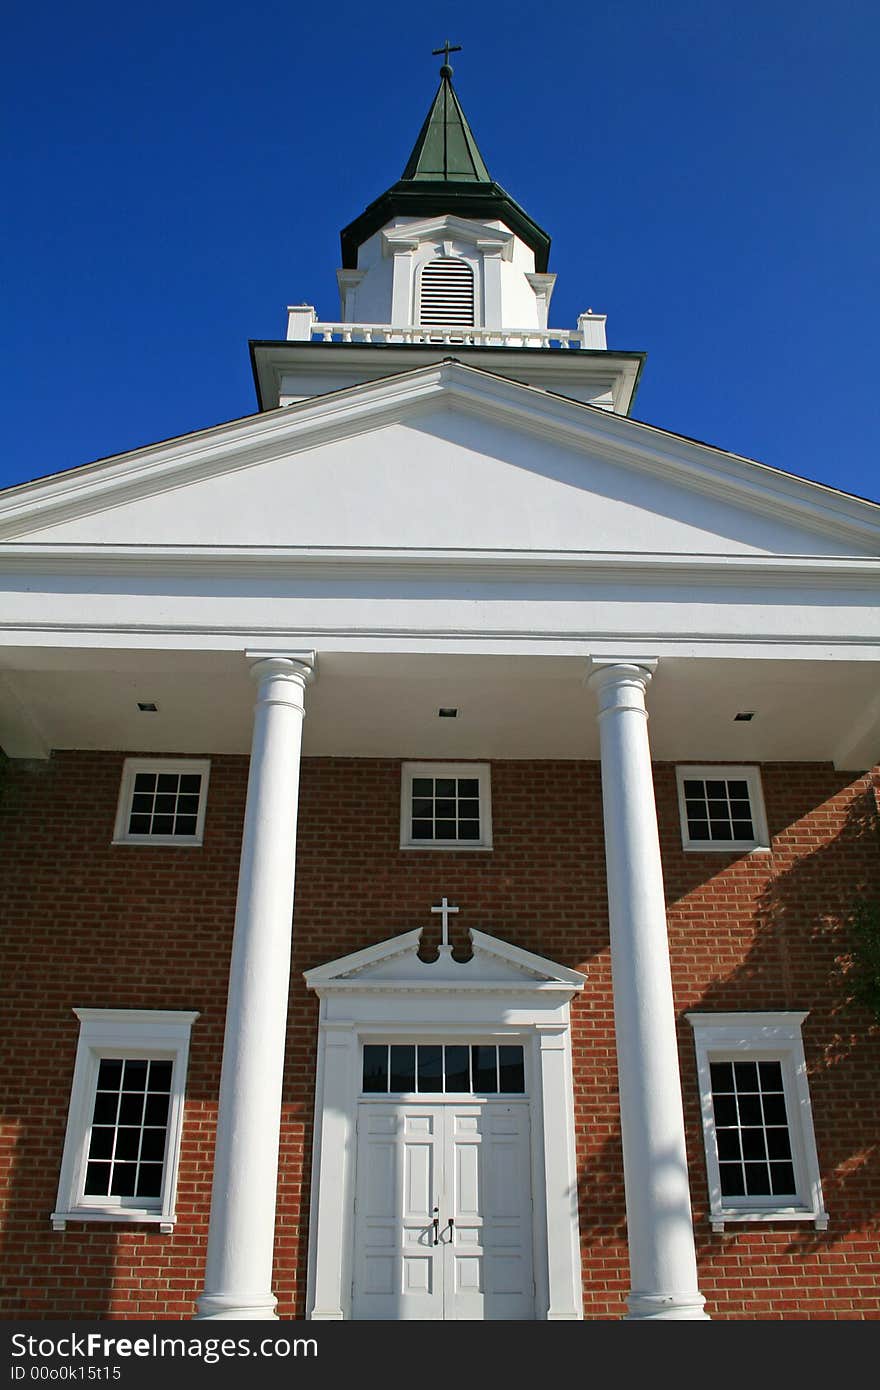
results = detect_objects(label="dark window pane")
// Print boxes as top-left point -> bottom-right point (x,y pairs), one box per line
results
727,781 -> 749,798
173,815 -> 198,836
716,1129 -> 742,1161
458,821 -> 480,840
688,821 -> 710,840
707,799 -> 728,818
88,1127 -> 115,1160
115,1127 -> 141,1161
144,1093 -> 170,1126
435,820 -> 456,838
176,794 -> 200,816
152,815 -> 174,835
136,1164 -> 163,1198
156,774 -> 179,793
133,773 -> 156,792
499,1046 -> 525,1093
411,820 -> 433,839
712,1094 -> 738,1127
744,1162 -> 772,1195
741,1128 -> 767,1160
148,1061 -> 173,1092
770,1162 -> 796,1196
154,794 -> 177,815
118,1093 -> 145,1126
123,1061 -> 149,1091
128,814 -> 152,835
412,798 -> 433,818
457,797 -> 480,818
710,820 -> 732,839
139,1128 -> 167,1162
710,1062 -> 734,1092
444,1046 -> 470,1091
706,781 -> 727,797
110,1164 -> 137,1197
762,1094 -> 788,1126
411,779 -> 433,797
435,799 -> 456,818
458,779 -> 479,797
759,1061 -> 784,1091
472,1046 -> 497,1094
682,780 -> 704,797
130,793 -> 154,814
179,775 -> 202,794
719,1163 -> 745,1196
362,1045 -> 388,1093
435,779 -> 456,797
417,1045 -> 443,1093
729,798 -> 752,817
766,1128 -> 792,1160
732,821 -> 754,839
734,1062 -> 759,1091
92,1093 -> 119,1125
390,1045 -> 416,1092
738,1095 -> 763,1126
97,1059 -> 123,1090
84,1162 -> 111,1196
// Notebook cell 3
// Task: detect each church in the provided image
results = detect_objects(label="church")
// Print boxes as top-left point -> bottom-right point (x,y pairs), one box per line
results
1,53 -> 879,1322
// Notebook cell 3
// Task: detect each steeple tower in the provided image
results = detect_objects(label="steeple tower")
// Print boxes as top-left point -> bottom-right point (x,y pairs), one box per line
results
252,53 -> 644,418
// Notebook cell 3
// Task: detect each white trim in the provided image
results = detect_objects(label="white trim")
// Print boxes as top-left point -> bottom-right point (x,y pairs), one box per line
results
675,764 -> 770,852
686,1011 -> 828,1231
112,757 -> 211,846
399,761 -> 493,851
304,927 -> 585,1321
51,1008 -> 198,1231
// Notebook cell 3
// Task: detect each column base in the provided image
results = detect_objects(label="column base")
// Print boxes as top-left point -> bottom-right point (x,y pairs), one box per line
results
625,1291 -> 710,1320
195,1292 -> 278,1320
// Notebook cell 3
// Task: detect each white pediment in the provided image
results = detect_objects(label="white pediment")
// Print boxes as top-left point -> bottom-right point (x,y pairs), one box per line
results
303,927 -> 586,996
2,362 -> 878,556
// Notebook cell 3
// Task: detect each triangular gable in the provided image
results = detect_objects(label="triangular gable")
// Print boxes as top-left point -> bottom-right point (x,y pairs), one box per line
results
1,362 -> 878,556
303,927 -> 586,995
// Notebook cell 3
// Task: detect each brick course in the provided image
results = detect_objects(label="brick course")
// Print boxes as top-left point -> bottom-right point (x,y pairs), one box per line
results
1,750 -> 878,1320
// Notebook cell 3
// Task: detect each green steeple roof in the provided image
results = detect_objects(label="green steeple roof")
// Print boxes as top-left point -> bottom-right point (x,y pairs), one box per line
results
340,62 -> 551,273
400,69 -> 492,183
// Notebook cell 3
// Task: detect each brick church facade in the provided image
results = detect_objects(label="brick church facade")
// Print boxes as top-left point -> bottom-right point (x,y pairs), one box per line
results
1,62 -> 879,1321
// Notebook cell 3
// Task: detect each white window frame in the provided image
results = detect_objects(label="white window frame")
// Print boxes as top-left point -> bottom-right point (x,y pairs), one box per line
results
686,1011 -> 828,1232
51,1008 -> 198,1232
675,764 -> 770,852
112,757 -> 211,846
399,761 -> 493,851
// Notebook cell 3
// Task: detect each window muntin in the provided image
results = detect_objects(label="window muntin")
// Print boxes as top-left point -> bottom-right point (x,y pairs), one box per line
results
113,758 -> 210,846
362,1043 -> 525,1096
400,762 -> 492,850
52,1009 -> 197,1230
675,765 -> 769,852
686,1012 -> 828,1230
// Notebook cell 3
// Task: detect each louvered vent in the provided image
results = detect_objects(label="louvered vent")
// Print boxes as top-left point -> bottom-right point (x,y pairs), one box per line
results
419,259 -> 475,327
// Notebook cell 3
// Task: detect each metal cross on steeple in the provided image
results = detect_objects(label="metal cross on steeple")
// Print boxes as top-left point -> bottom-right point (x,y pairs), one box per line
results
432,39 -> 462,74
431,897 -> 459,946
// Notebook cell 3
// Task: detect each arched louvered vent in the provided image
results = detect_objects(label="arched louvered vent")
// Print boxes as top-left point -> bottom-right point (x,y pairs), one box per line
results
419,259 -> 475,327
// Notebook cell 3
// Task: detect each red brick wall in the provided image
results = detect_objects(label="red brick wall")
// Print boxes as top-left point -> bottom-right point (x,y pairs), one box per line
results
0,751 -> 878,1320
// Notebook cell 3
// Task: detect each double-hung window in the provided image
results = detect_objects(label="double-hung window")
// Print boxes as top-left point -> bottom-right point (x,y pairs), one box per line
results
52,1008 -> 198,1231
687,1012 -> 828,1231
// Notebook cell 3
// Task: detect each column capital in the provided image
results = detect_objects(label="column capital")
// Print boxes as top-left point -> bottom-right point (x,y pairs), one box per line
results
585,658 -> 657,708
245,650 -> 316,687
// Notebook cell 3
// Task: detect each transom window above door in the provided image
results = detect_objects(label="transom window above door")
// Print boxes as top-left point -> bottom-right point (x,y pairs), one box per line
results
400,762 -> 492,850
362,1043 -> 525,1096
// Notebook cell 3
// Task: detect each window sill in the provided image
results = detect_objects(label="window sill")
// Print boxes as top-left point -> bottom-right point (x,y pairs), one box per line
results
399,843 -> 493,853
111,837 -> 203,848
709,1207 -> 828,1233
51,1209 -> 175,1233
682,843 -> 771,854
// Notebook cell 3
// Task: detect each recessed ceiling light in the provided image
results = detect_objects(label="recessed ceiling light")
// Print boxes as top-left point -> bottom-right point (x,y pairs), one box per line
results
734,711 -> 755,722
137,702 -> 159,713
438,708 -> 458,718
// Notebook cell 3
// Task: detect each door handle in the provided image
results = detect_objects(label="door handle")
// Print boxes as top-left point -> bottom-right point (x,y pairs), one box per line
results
444,1217 -> 454,1242
432,1207 -> 440,1246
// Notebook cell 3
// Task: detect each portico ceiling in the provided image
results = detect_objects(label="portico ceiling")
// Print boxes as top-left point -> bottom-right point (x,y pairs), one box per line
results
1,648 -> 877,771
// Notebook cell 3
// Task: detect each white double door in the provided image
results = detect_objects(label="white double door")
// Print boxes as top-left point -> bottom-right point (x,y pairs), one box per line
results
352,1099 -> 534,1320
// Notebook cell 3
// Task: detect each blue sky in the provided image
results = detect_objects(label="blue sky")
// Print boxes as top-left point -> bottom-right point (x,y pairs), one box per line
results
3,0 -> 879,502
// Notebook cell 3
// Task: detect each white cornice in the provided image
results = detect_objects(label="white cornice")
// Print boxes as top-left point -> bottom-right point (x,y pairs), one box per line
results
381,215 -> 515,260
1,360 -> 878,548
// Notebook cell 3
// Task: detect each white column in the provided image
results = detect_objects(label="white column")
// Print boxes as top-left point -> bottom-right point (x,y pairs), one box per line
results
196,653 -> 314,1320
587,660 -> 708,1320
